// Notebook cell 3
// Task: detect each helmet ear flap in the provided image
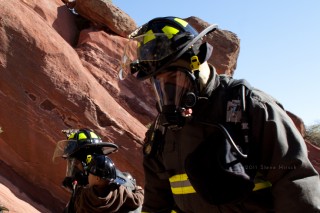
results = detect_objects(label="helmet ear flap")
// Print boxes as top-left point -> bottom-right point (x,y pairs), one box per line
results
197,42 -> 213,64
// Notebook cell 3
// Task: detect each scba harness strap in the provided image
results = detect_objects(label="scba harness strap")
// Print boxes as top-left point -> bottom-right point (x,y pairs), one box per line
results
186,75 -> 272,205
220,74 -> 251,154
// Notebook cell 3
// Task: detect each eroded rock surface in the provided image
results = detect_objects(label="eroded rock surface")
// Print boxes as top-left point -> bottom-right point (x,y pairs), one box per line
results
0,0 -> 318,212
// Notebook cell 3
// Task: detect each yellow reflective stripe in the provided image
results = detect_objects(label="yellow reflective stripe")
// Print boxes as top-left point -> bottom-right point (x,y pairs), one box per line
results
162,26 -> 179,39
169,174 -> 188,182
174,17 -> 188,27
78,132 -> 87,140
143,30 -> 156,44
89,131 -> 98,138
68,132 -> 75,140
169,173 -> 196,194
253,172 -> 272,191
171,210 -> 177,213
171,185 -> 196,194
253,181 -> 272,191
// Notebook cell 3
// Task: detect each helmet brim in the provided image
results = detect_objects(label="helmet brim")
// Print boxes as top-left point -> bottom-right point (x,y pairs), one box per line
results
84,142 -> 119,155
52,140 -> 119,162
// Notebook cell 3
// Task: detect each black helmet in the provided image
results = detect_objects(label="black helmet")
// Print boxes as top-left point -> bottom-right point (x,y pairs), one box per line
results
52,128 -> 118,162
119,16 -> 217,80
86,155 -> 117,181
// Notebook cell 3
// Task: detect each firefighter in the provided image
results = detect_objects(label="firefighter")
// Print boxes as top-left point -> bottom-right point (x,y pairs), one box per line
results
73,154 -> 144,213
53,128 -> 142,213
119,16 -> 320,212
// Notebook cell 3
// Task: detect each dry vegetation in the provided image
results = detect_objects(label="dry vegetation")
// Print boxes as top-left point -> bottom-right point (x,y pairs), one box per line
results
305,122 -> 320,147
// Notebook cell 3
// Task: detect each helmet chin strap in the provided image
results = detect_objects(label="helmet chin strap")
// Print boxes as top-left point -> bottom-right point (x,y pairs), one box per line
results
190,55 -> 201,91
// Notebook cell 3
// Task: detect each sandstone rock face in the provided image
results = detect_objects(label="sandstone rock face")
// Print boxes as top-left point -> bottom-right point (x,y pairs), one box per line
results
0,0 -> 319,212
0,0 -> 145,212
74,0 -> 137,37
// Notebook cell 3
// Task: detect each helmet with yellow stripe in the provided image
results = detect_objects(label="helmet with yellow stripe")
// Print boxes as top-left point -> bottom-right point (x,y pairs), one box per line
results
86,155 -> 117,181
52,128 -> 118,162
120,17 -> 218,128
119,16 -> 217,80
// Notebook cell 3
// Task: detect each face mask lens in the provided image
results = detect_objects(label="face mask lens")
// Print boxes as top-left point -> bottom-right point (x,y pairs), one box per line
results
66,158 -> 84,177
153,70 -> 194,108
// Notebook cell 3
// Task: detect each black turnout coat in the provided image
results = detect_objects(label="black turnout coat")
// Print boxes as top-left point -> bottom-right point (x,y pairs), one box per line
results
142,65 -> 320,213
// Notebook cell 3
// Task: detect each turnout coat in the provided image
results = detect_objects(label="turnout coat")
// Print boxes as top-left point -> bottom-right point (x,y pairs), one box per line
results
142,65 -> 320,213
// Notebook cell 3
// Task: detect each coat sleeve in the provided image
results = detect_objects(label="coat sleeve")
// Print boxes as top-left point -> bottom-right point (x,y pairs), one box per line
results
249,89 -> 320,213
118,185 -> 144,209
73,184 -> 144,212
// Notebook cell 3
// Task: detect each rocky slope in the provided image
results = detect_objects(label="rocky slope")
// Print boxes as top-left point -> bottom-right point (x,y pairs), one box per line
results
0,0 -> 319,212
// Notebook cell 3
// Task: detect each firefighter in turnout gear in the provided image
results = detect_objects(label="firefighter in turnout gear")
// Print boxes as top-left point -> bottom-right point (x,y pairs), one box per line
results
73,154 -> 144,213
119,16 -> 320,212
53,128 -> 143,213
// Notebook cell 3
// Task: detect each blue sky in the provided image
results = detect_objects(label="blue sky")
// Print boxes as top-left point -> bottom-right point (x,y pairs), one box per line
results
113,0 -> 320,126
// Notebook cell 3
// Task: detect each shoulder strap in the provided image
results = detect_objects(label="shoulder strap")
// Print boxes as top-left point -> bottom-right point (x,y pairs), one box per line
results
219,75 -> 252,144
219,74 -> 251,111
143,115 -> 166,157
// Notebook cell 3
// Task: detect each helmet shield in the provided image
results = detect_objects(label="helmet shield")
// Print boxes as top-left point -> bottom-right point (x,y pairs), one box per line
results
66,158 -> 84,177
119,16 -> 201,80
52,139 -> 77,162
52,139 -> 118,163
120,33 -> 185,80
151,69 -> 196,109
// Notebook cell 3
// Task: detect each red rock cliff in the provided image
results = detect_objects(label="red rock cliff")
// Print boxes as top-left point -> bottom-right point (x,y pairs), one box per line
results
0,0 -> 318,212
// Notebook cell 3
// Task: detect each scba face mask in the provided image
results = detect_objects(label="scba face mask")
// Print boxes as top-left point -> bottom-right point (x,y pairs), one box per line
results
151,68 -> 199,128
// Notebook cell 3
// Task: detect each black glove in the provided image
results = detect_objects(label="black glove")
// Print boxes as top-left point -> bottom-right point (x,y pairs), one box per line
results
74,171 -> 88,186
62,177 -> 74,191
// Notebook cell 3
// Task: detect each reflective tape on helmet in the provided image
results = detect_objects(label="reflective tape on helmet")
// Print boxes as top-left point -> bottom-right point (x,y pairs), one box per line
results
78,132 -> 87,140
143,30 -> 156,44
68,132 -> 76,140
174,17 -> 188,27
162,26 -> 179,39
169,173 -> 196,195
89,131 -> 99,139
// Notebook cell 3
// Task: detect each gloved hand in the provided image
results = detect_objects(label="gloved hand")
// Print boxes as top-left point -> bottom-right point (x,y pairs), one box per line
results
62,176 -> 74,192
133,185 -> 143,193
74,171 -> 88,186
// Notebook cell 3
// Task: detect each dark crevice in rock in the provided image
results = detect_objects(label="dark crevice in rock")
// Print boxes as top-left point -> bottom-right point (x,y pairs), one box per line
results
40,99 -> 56,111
